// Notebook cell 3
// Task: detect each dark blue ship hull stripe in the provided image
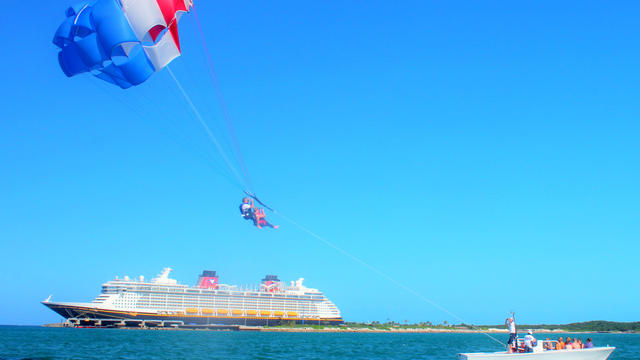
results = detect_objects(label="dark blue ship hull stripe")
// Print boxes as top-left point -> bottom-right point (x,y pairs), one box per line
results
44,303 -> 344,326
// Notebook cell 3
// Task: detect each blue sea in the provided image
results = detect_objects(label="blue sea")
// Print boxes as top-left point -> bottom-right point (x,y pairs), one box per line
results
0,326 -> 638,359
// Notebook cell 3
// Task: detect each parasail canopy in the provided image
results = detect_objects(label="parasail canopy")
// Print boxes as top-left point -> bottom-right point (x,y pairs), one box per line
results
53,0 -> 192,88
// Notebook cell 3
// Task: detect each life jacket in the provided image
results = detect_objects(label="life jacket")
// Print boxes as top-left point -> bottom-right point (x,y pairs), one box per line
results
240,203 -> 252,218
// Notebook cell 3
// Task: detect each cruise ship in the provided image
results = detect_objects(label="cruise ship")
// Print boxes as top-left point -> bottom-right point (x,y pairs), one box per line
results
42,268 -> 343,327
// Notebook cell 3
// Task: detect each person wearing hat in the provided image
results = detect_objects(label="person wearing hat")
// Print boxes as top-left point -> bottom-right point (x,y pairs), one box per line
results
523,329 -> 537,353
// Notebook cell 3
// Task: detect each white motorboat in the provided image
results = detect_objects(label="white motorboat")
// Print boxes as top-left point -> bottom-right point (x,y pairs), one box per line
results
458,342 -> 615,360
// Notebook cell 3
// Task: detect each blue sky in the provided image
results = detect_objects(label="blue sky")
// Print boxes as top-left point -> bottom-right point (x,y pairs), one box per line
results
1,1 -> 639,326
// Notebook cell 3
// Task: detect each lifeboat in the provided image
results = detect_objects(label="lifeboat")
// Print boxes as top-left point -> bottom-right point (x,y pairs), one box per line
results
232,309 -> 243,315
217,309 -> 229,315
260,310 -> 271,316
246,310 -> 258,315
201,308 -> 214,314
185,308 -> 198,314
274,311 -> 285,316
287,311 -> 298,317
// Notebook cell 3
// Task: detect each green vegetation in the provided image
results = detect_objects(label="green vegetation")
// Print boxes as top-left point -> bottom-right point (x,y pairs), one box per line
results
266,321 -> 475,331
343,321 -> 467,331
488,321 -> 640,333
265,321 -> 640,332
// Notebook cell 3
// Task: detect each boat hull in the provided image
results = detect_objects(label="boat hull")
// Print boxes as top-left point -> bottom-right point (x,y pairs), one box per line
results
458,347 -> 615,360
43,302 -> 344,326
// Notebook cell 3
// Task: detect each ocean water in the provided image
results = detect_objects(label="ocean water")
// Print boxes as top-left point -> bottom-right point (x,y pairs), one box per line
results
0,326 -> 638,360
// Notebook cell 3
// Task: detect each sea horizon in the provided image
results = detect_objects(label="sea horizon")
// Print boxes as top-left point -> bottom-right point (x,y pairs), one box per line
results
1,326 -> 638,359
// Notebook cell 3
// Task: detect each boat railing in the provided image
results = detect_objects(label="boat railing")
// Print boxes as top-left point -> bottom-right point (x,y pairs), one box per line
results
541,340 -> 559,351
513,338 -> 558,352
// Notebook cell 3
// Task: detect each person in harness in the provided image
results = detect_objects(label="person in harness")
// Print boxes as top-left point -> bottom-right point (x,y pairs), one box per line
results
239,197 -> 257,225
239,197 -> 278,229
254,207 -> 278,229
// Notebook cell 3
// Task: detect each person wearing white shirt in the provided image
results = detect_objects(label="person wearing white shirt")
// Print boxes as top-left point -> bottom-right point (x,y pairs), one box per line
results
505,317 -> 517,352
524,329 -> 537,353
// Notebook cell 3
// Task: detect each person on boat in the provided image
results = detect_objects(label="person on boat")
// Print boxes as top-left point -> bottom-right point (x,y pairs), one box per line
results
523,329 -> 537,353
543,338 -> 552,350
565,337 -> 573,350
254,207 -> 279,229
576,338 -> 583,349
585,338 -> 594,348
555,337 -> 565,350
505,316 -> 517,352
240,197 -> 257,225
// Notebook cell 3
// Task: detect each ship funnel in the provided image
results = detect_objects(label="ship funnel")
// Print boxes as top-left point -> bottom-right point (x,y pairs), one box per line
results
262,274 -> 280,283
261,274 -> 280,292
197,270 -> 219,289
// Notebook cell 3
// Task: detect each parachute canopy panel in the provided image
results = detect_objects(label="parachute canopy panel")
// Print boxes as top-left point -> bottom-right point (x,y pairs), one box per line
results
53,0 -> 193,89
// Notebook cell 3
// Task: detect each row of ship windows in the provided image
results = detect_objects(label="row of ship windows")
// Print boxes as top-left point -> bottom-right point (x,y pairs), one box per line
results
115,304 -> 320,311
116,297 -> 321,305
129,306 -> 319,311
127,295 -> 307,301
116,298 -> 321,304
117,297 -> 321,302
105,288 -> 323,300
119,297 -> 319,303
127,304 -> 315,309
122,299 -> 309,306
113,305 -> 327,312
111,306 -> 339,316
124,298 -> 308,303
113,301 -> 317,307
117,305 -> 320,310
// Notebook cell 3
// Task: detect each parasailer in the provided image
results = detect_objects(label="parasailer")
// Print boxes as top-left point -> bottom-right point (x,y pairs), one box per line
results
255,207 -> 278,229
239,197 -> 278,229
239,197 -> 257,225
55,0 -> 280,232
53,0 -> 192,88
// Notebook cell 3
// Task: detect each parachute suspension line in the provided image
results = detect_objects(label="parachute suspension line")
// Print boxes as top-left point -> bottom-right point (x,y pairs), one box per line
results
192,6 -> 253,193
167,66 -> 247,189
244,191 -> 274,212
275,211 -> 505,347
87,77 -> 243,191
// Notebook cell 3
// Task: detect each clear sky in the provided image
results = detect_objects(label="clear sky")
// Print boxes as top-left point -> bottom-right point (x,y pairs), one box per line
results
1,1 -> 639,326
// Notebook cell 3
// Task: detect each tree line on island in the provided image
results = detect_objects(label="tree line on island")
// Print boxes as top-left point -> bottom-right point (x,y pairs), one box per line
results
480,321 -> 640,332
266,320 -> 640,332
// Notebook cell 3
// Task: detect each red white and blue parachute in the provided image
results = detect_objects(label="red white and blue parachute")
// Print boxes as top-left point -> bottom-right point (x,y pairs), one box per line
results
53,0 -> 192,88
